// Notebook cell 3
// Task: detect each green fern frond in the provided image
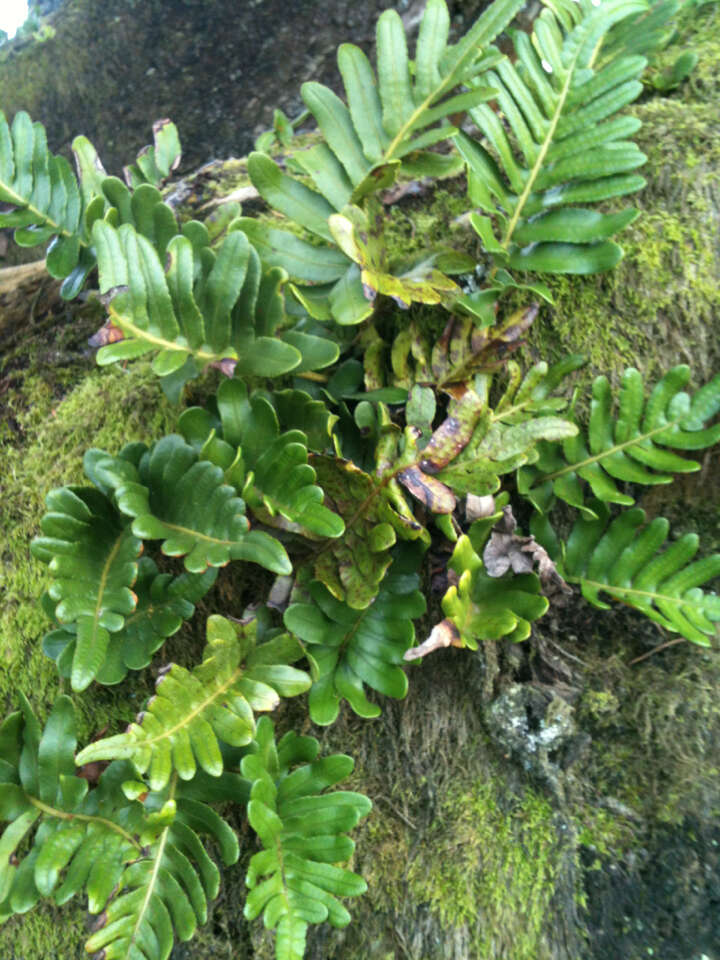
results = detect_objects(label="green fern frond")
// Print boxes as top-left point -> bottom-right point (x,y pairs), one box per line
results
1,696 -> 241,959
518,366 -> 720,516
563,502 -> 720,646
457,0 -> 649,278
284,547 -> 426,724
0,110 -> 84,285
92,219 -> 338,392
30,488 -> 143,692
0,695 -> 143,923
243,716 -> 371,959
41,557 -> 217,686
84,783 -> 239,960
426,525 -> 549,652
178,379 -> 344,539
243,0 -> 525,323
124,118 -> 182,189
75,615 -> 310,791
85,435 -> 291,575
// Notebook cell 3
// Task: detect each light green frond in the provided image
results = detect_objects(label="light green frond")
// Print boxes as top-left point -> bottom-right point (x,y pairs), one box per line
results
75,615 -> 310,791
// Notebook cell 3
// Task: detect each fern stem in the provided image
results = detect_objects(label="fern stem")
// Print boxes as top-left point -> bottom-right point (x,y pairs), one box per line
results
27,796 -> 142,851
571,578 -> 706,611
128,774 -> 178,953
108,304 -> 235,366
500,61 -> 575,251
138,667 -> 245,748
628,637 -> 687,665
535,417 -> 693,486
0,183 -> 80,243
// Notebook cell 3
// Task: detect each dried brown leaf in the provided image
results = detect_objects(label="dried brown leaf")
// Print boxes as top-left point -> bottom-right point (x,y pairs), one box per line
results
403,618 -> 462,661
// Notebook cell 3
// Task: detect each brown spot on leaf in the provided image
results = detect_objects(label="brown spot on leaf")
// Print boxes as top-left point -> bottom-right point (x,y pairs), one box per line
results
76,761 -> 108,785
88,320 -> 125,348
398,466 -> 456,514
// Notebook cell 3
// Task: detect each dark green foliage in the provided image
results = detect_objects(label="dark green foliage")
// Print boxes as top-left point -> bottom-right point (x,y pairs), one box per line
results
7,0 -> 720,957
284,547 -> 426,724
40,557 -> 218,687
563,502 -> 720,646
0,696 -> 240,959
0,110 -> 83,283
178,378 -> 345,539
518,366 -> 720,517
245,0 -> 525,324
456,0 -> 648,290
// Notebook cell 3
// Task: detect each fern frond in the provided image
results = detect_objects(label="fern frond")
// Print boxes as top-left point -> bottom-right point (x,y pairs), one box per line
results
0,695 -> 143,922
178,379 -> 344,539
1,695 -> 241,958
30,487 -> 143,692
75,615 -> 310,791
426,526 -> 549,652
457,0 -> 649,277
563,502 -> 720,646
124,118 -> 182,189
244,0 -> 525,323
284,547 -> 426,724
243,716 -> 371,958
84,784 -> 238,960
91,220 -> 338,392
0,111 -> 84,283
518,366 -> 720,516
41,557 -> 217,686
85,435 -> 291,575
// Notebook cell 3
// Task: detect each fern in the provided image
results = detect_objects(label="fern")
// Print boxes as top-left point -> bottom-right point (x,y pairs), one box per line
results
92,220 -> 339,393
75,614 -> 311,790
0,695 -> 239,959
284,547 -> 426,724
563,502 -> 720,645
123,118 -> 182,189
243,717 -> 371,959
178,378 -> 345,539
6,1 -> 720,957
30,486 -> 144,691
424,521 -> 549,653
518,365 -> 720,517
40,557 -> 217,686
0,111 -> 84,287
242,0 -> 525,324
85,435 -> 291,574
456,0 -> 649,282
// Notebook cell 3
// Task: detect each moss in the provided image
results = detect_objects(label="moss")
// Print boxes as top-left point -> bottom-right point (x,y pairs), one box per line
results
578,639 -> 720,828
0,361 -> 179,734
406,778 -> 562,960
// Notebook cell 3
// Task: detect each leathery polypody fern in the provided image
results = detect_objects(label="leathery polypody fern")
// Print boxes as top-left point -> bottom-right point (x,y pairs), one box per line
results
1,0 -> 718,957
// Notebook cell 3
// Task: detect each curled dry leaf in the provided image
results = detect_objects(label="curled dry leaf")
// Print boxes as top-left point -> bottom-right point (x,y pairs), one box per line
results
404,618 -> 462,661
483,506 -> 571,599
